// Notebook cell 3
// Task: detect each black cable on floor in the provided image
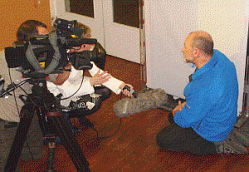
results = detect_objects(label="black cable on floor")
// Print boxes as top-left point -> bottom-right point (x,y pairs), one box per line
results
85,93 -> 125,149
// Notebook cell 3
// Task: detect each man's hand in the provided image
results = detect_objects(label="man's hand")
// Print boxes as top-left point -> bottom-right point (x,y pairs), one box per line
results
119,83 -> 134,97
89,70 -> 111,86
172,101 -> 186,116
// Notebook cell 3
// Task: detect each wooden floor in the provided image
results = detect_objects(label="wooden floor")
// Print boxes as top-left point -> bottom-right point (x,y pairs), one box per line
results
21,56 -> 249,172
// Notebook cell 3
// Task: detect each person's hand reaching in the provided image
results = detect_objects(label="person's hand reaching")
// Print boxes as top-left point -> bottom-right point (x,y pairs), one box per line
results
89,70 -> 111,86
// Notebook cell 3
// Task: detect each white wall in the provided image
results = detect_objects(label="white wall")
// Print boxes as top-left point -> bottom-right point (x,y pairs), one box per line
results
145,0 -> 249,113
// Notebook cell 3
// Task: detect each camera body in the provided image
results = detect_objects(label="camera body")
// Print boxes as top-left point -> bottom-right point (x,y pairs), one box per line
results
4,19 -> 105,78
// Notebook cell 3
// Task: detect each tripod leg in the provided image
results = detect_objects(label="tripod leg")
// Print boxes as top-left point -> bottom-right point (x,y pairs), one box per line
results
45,135 -> 57,172
48,112 -> 91,172
4,105 -> 35,172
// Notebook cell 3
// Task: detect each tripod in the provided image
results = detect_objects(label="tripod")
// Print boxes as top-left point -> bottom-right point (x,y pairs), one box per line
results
3,74 -> 91,172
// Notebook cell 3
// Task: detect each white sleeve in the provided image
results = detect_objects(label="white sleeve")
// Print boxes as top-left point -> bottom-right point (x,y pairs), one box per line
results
47,78 -> 95,107
56,78 -> 95,98
47,66 -> 95,98
47,81 -> 61,96
67,66 -> 84,84
88,62 -> 124,94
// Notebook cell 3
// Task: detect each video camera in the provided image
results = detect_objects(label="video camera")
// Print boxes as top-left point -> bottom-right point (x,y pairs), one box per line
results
4,18 -> 106,78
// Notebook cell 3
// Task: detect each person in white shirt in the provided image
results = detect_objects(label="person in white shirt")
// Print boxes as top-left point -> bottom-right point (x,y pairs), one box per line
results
17,20 -> 134,129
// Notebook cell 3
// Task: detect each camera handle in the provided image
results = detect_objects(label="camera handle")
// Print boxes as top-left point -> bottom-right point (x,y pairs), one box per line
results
2,77 -> 91,172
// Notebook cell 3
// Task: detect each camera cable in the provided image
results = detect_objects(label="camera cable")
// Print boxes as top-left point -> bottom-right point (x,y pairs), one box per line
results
85,93 -> 125,149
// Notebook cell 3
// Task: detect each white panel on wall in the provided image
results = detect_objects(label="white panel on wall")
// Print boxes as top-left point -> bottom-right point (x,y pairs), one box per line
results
145,0 -> 198,98
145,0 -> 249,113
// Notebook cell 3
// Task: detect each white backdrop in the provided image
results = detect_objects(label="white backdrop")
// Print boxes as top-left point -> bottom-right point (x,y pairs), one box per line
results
145,0 -> 249,113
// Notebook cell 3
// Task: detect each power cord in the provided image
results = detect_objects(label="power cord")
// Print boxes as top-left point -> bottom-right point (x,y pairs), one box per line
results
86,118 -> 122,148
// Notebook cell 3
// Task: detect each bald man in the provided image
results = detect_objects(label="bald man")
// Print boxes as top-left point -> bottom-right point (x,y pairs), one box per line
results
156,31 -> 239,155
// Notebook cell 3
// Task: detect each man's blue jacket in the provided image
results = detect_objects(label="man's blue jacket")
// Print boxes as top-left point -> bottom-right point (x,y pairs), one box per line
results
174,49 -> 238,142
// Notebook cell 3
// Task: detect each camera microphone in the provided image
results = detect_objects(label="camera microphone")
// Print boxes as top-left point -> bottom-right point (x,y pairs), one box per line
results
113,88 -> 169,117
123,85 -> 137,98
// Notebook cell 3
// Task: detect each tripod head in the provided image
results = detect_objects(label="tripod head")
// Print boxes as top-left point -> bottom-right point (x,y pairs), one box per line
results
0,72 -> 47,96
0,72 -> 60,115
